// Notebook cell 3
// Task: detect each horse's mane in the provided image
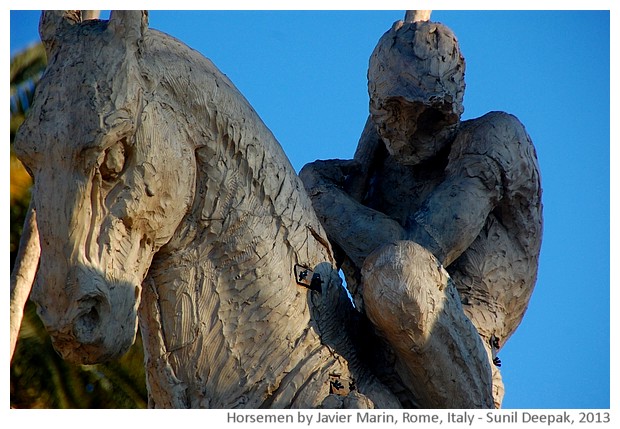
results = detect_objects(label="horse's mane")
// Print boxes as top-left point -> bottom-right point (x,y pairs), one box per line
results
141,29 -> 325,255
141,29 -> 292,172
136,29 -> 347,407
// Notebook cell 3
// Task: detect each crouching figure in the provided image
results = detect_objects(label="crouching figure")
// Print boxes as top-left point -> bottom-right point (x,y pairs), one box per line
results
301,13 -> 543,408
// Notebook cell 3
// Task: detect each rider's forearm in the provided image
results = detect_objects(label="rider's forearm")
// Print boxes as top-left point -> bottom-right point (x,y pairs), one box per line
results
301,171 -> 406,268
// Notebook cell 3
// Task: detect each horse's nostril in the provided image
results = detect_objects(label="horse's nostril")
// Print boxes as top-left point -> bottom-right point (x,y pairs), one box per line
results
73,298 -> 102,345
80,305 -> 100,330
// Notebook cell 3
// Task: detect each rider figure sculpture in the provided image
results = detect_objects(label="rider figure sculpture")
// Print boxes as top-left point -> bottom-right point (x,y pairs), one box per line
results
300,14 -> 543,408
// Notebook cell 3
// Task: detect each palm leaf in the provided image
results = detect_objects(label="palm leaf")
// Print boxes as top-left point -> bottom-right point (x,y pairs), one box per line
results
10,42 -> 46,122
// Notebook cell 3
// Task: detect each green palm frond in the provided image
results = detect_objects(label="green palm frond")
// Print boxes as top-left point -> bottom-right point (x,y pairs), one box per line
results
10,42 -> 47,124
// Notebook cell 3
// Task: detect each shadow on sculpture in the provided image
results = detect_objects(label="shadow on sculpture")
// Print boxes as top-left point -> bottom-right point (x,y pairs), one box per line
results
12,10 -> 542,409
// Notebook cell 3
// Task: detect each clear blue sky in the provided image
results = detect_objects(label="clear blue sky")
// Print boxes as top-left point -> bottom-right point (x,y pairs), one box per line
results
8,8 -> 613,410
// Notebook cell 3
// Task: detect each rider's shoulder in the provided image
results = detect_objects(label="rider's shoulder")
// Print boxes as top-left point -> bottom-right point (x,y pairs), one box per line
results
452,111 -> 541,196
459,111 -> 530,142
453,111 -> 536,162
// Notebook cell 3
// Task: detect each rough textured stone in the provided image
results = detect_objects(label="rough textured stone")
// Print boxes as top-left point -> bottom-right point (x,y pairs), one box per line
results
300,16 -> 542,409
13,10 -> 542,409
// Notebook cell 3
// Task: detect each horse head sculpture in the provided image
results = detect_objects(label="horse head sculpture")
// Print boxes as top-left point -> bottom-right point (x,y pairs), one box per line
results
15,11 -> 198,362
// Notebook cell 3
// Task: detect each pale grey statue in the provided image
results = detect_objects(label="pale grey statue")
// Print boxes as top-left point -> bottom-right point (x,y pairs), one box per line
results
12,10 -> 542,409
300,13 -> 543,408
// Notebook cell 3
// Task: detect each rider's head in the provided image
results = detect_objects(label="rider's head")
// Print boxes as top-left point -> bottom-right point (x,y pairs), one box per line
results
368,20 -> 465,165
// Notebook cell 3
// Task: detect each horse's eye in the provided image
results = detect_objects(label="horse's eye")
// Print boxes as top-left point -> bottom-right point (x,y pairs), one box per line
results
100,140 -> 126,182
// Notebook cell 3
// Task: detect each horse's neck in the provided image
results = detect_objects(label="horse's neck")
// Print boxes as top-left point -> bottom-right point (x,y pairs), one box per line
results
143,124 -> 349,407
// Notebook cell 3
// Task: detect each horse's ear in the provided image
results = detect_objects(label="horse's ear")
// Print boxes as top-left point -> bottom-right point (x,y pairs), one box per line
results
39,10 -> 82,57
108,11 -> 148,47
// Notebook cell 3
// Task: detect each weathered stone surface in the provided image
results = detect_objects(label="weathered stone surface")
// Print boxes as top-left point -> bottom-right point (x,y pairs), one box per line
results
362,241 -> 493,408
14,10 -> 399,409
301,17 -> 542,408
10,200 -> 39,362
13,10 -> 541,409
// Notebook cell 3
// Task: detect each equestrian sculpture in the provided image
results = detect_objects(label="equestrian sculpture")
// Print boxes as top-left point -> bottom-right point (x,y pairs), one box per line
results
12,10 -> 542,409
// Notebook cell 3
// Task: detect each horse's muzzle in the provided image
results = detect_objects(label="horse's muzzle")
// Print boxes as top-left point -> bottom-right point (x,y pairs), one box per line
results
34,266 -> 139,364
